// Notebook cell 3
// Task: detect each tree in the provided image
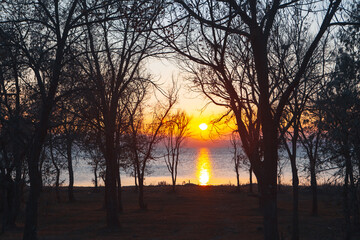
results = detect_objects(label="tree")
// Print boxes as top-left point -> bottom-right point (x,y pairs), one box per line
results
276,12 -> 330,239
161,1 -> 342,239
127,87 -> 177,209
77,0 -> 166,226
0,1 -> 117,238
299,101 -> 323,216
47,131 -> 65,202
317,52 -> 360,240
163,110 -> 191,191
230,131 -> 246,191
0,24 -> 30,233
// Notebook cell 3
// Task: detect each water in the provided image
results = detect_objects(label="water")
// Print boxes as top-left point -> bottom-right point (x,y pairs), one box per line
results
60,146 -> 328,187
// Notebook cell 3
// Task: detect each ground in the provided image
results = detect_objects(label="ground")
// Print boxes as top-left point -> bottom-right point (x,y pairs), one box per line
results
0,185 -> 356,240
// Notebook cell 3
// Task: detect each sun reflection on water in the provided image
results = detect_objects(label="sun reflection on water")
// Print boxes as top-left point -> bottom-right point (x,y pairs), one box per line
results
197,148 -> 212,186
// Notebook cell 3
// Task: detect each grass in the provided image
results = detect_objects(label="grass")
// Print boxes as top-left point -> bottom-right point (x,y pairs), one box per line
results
0,185 -> 358,240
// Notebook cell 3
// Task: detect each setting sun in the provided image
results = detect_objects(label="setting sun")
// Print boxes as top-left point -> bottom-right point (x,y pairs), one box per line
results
199,123 -> 208,131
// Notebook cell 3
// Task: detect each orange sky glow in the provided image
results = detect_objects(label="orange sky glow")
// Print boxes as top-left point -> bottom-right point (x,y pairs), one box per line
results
147,58 -> 237,147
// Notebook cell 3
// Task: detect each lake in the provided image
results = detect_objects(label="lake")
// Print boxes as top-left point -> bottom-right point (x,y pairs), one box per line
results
61,146 -> 328,187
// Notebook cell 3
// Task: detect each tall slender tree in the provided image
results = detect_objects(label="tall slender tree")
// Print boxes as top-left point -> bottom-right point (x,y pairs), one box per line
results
78,0 -> 165,227
161,1 -> 342,239
163,110 -> 191,191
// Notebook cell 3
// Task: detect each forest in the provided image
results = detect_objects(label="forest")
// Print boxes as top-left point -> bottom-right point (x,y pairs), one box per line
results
0,1 -> 359,240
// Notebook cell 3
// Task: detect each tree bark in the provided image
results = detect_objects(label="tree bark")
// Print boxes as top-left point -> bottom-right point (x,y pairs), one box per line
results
66,138 -> 75,202
116,166 -> 123,213
93,161 -> 98,190
309,156 -> 318,216
172,175 -> 176,192
346,153 -> 359,225
23,143 -> 42,240
138,177 -> 147,210
249,166 -> 253,193
23,98 -> 55,240
104,125 -> 120,228
343,171 -> 351,240
49,137 -> 60,202
134,164 -> 138,192
236,165 -> 240,191
290,154 -> 299,240
252,28 -> 279,239
259,180 -> 279,240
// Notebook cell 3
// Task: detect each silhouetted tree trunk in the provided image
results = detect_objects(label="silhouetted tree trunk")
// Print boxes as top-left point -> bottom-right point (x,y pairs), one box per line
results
137,174 -> 147,210
309,155 -> 318,216
249,166 -> 253,193
116,166 -> 123,213
24,133 -> 46,240
93,161 -> 98,190
235,164 -> 240,190
290,145 -> 299,240
343,168 -> 351,240
104,124 -> 120,227
49,135 -> 60,202
66,138 -> 75,202
134,164 -> 138,191
163,110 -> 190,192
345,151 -> 360,226
281,114 -> 300,240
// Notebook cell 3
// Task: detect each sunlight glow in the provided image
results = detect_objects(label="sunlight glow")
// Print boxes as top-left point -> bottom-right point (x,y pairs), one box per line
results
199,123 -> 208,131
197,148 -> 211,186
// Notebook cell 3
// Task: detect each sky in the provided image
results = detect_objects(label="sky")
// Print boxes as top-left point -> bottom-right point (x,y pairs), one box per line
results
146,58 -> 234,147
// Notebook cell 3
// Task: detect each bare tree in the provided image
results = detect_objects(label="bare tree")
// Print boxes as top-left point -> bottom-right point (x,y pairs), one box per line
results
76,0 -> 165,227
0,24 -> 30,233
230,131 -> 245,191
163,110 -> 191,191
0,1 -> 120,238
317,52 -> 360,239
127,86 -> 177,209
160,1 -> 342,239
47,131 -> 63,202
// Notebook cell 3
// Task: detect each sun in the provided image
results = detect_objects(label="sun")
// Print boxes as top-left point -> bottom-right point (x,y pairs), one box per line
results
199,123 -> 208,131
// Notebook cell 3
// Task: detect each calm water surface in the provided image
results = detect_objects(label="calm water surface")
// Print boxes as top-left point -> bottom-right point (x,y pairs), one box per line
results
63,147 -> 325,187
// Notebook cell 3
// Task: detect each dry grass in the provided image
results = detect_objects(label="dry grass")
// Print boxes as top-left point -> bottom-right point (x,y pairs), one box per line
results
0,185 -> 357,240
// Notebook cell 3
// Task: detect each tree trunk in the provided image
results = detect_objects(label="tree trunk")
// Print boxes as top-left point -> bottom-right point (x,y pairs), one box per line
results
260,128 -> 279,240
249,166 -> 253,193
236,167 -> 240,191
23,112 -> 52,240
9,119 -> 24,227
343,172 -> 351,240
260,119 -> 279,240
172,176 -> 176,192
290,126 -> 299,240
104,126 -> 120,228
290,155 -> 299,240
309,156 -> 318,216
277,172 -> 282,192
134,164 -> 138,192
1,174 -> 9,234
23,147 -> 42,240
250,29 -> 279,239
138,176 -> 147,210
259,181 -> 279,240
347,157 -> 359,225
116,166 -> 123,213
93,161 -> 98,190
49,137 -> 60,202
66,139 -> 75,202
8,158 -> 22,228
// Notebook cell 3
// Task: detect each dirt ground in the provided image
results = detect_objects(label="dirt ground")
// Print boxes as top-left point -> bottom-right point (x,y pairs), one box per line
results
0,185 -> 357,240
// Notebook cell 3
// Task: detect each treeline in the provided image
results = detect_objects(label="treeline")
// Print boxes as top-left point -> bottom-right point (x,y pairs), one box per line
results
0,1 -> 359,240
